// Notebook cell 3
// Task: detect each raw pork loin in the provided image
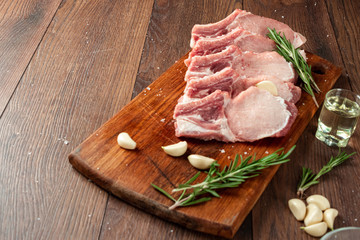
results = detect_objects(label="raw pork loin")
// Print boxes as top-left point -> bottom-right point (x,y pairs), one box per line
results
190,9 -> 306,49
174,9 -> 303,142
174,88 -> 298,142
185,45 -> 296,83
184,27 -> 276,66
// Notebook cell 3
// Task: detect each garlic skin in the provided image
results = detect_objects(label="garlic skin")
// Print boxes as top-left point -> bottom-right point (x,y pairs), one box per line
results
188,154 -> 215,170
161,141 -> 187,157
304,203 -> 323,226
306,194 -> 331,211
117,132 -> 137,150
288,199 -> 306,221
301,222 -> 328,237
324,208 -> 338,230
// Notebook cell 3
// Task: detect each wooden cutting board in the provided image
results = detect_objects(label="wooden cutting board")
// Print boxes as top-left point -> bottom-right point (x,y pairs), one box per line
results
69,52 -> 341,239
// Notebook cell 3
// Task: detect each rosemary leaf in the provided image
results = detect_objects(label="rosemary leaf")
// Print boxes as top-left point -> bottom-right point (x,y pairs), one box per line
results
152,146 -> 296,210
267,28 -> 320,107
151,183 -> 176,202
297,150 -> 356,197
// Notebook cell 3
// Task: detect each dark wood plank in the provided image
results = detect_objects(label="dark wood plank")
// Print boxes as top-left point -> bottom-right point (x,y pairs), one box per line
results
69,49 -> 341,238
0,0 -> 63,116
0,0 -> 154,239
245,0 -> 359,239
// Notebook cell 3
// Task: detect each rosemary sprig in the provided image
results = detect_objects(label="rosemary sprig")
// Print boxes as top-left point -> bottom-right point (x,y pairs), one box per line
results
297,150 -> 356,197
152,146 -> 296,210
267,28 -> 320,107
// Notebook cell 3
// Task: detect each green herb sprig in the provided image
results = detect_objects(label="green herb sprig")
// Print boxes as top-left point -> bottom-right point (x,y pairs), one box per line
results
152,146 -> 296,210
267,28 -> 320,107
297,150 -> 356,197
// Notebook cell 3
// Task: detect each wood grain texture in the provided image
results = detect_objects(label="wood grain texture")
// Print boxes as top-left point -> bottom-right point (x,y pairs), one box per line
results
69,51 -> 341,238
1,1 -> 358,240
104,1 -> 252,240
0,0 -> 63,116
246,1 -> 359,239
0,0 -> 154,239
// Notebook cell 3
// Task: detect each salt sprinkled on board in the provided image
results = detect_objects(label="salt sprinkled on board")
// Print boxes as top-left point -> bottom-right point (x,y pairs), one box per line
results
64,140 -> 69,145
265,151 -> 269,154
146,87 -> 151,90
219,149 -> 225,153
244,152 -> 248,155
160,118 -> 165,123
281,16 -> 284,19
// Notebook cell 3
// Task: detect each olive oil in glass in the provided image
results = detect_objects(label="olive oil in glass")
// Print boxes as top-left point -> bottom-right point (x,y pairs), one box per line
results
316,89 -> 360,147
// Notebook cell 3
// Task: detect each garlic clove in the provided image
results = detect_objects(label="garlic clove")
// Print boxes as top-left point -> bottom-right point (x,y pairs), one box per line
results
304,203 -> 323,226
188,154 -> 215,170
301,222 -> 328,237
306,194 -> 331,211
161,141 -> 188,157
255,80 -> 278,96
117,132 -> 137,150
288,198 -> 306,221
324,208 -> 338,230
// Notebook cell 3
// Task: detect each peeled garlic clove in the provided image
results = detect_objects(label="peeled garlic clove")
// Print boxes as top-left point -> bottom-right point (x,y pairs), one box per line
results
301,222 -> 328,237
304,203 -> 323,226
324,208 -> 338,230
255,80 -> 278,96
117,132 -> 136,150
161,141 -> 187,157
306,194 -> 331,211
188,154 -> 215,170
288,198 -> 306,221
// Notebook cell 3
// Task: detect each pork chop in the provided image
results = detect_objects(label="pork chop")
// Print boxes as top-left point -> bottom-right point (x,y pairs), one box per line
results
185,45 -> 296,83
174,87 -> 298,142
190,9 -> 306,49
185,27 -> 276,66
225,87 -> 298,142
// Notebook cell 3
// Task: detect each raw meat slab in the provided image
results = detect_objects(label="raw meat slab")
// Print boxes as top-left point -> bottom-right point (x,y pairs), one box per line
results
69,52 -> 341,239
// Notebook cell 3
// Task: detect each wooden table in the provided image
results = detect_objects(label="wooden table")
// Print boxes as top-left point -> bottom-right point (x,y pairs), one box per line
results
1,1 -> 359,239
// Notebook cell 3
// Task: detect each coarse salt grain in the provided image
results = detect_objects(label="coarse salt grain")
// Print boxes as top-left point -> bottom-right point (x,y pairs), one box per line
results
147,87 -> 150,90
64,140 -> 69,145
220,149 -> 225,153
265,151 -> 269,154
160,118 -> 165,122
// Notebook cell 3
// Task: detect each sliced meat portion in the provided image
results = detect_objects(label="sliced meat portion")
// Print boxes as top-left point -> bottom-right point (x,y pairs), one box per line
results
185,45 -> 296,83
185,27 -> 276,66
190,9 -> 306,48
174,88 -> 298,142
181,67 -> 244,103
242,76 -> 301,103
174,90 -> 236,142
225,87 -> 298,142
